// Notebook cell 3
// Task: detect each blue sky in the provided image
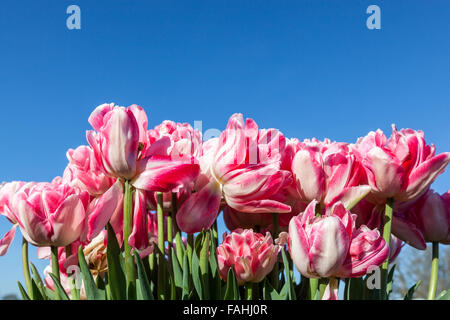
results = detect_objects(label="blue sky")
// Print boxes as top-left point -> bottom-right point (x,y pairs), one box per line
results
0,1 -> 449,296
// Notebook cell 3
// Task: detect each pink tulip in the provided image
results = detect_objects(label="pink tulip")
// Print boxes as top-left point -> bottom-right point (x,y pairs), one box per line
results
337,225 -> 389,278
392,189 -> 450,249
290,138 -> 369,209
354,125 -> 450,203
87,103 -> 145,180
177,114 -> 292,233
146,120 -> 202,162
12,182 -> 90,247
217,228 -> 281,285
288,200 -> 353,278
288,200 -> 388,278
87,103 -> 200,193
63,145 -> 115,196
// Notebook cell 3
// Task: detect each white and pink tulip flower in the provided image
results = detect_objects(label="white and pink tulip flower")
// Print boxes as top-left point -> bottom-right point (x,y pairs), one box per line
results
290,138 -> 369,210
11,182 -> 90,247
177,113 -> 292,234
354,125 -> 450,204
392,189 -> 450,250
287,200 -> 388,279
217,228 -> 281,286
63,145 -> 116,196
87,103 -> 200,192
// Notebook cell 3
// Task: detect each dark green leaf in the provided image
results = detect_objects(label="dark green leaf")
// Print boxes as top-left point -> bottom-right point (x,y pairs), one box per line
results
386,264 -> 396,299
436,290 -> 450,300
223,268 -> 240,300
78,246 -> 103,300
281,249 -> 296,300
30,263 -> 47,300
31,279 -> 44,300
17,281 -> 30,300
106,223 -> 127,300
182,252 -> 190,300
171,247 -> 183,289
404,281 -> 421,300
263,278 -> 283,300
191,247 -> 203,299
134,251 -> 154,300
48,273 -> 70,300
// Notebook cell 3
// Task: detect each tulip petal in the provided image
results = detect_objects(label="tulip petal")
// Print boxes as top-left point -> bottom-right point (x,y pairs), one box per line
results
176,180 -> 222,234
86,180 -> 124,241
391,215 -> 427,250
131,156 -> 200,192
0,224 -> 17,256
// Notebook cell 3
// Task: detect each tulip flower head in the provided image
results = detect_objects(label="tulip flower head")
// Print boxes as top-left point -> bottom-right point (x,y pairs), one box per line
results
217,228 -> 281,286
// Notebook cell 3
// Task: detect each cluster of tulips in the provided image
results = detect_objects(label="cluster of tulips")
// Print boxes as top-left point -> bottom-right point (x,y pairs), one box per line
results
0,103 -> 449,301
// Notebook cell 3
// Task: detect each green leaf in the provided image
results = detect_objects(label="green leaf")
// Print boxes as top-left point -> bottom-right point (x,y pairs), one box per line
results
386,264 -> 396,299
182,252 -> 190,300
17,281 -> 30,300
106,223 -> 127,300
436,290 -> 450,300
263,278 -> 283,300
404,280 -> 421,300
133,251 -> 154,300
48,273 -> 70,300
30,262 -> 47,300
78,246 -> 103,300
345,277 -> 364,300
281,249 -> 296,300
191,247 -> 203,299
223,268 -> 240,300
31,279 -> 44,300
171,247 -> 183,290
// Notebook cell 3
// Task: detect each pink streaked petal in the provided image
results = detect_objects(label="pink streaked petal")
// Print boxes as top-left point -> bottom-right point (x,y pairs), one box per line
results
399,152 -> 450,202
86,180 -> 124,241
88,103 -> 114,131
0,224 -> 17,256
309,217 -> 349,278
131,156 -> 200,192
49,195 -> 86,247
128,189 -> 149,250
225,196 -> 292,214
176,180 -> 222,234
322,278 -> 339,300
326,185 -> 372,211
288,215 -> 313,278
391,215 -> 427,250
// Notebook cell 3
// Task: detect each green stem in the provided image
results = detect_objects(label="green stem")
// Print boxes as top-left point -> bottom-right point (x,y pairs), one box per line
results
427,242 -> 439,300
156,192 -> 166,300
65,245 -> 79,300
172,192 -> 184,265
51,246 -> 61,300
21,238 -> 33,299
212,220 -> 218,248
380,197 -> 394,300
246,282 -> 254,300
187,233 -> 194,271
167,195 -> 173,249
309,278 -> 319,300
200,231 -> 210,299
123,180 -> 136,299
319,278 -> 329,299
271,213 -> 279,290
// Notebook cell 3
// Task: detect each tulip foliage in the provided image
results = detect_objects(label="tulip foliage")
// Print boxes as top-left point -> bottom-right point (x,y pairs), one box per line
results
1,103 -> 450,301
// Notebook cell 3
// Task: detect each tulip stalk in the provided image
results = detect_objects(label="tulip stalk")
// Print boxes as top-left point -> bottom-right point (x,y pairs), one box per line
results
156,192 -> 167,300
123,180 -> 136,299
380,197 -> 394,300
51,246 -> 61,300
271,213 -> 280,290
427,242 -> 439,300
171,192 -> 183,265
21,238 -> 33,299
65,245 -> 79,300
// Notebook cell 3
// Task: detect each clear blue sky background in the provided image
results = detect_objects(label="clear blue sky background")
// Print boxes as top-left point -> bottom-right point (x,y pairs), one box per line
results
0,0 -> 449,297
